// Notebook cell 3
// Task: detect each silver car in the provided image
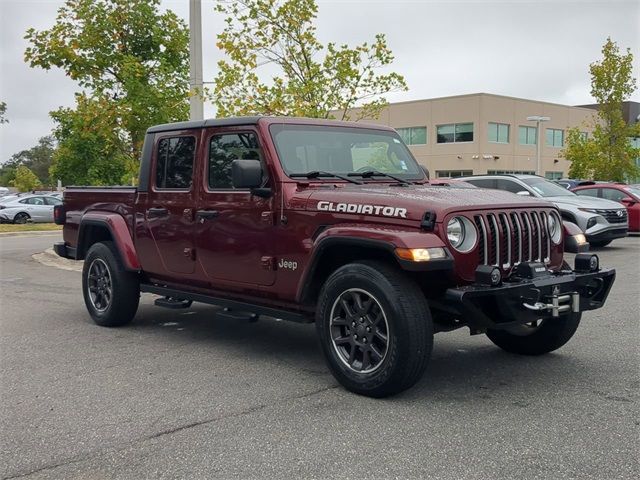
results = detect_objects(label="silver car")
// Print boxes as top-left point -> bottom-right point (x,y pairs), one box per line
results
0,194 -> 62,224
460,174 -> 628,247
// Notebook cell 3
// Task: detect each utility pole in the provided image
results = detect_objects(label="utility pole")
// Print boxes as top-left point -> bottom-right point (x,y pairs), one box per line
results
189,0 -> 204,121
527,115 -> 550,176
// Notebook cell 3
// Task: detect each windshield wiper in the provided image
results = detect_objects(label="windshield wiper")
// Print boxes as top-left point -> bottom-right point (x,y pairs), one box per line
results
348,169 -> 411,185
290,171 -> 362,185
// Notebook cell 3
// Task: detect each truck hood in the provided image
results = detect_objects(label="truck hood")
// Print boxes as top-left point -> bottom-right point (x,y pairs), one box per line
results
544,195 -> 624,210
299,184 -> 553,222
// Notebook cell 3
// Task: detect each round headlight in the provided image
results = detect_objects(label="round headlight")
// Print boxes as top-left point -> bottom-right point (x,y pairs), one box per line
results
447,217 -> 464,248
447,216 -> 477,252
547,213 -> 562,244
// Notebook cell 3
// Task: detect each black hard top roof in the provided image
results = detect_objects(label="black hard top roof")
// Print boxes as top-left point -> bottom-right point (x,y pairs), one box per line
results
147,117 -> 262,133
146,116 -> 395,134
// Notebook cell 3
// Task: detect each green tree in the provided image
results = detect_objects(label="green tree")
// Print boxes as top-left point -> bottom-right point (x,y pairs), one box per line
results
0,101 -> 7,124
563,38 -> 640,181
50,94 -> 130,186
24,0 -> 190,184
10,165 -> 42,192
1,136 -> 56,186
213,0 -> 407,120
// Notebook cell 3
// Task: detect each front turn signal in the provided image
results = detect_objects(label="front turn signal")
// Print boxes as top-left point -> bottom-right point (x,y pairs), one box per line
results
395,247 -> 447,262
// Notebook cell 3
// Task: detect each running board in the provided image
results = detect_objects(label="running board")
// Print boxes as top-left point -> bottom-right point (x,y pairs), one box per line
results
140,284 -> 313,323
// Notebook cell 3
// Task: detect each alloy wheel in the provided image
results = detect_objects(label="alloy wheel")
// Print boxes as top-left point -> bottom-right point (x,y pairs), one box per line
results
329,288 -> 390,374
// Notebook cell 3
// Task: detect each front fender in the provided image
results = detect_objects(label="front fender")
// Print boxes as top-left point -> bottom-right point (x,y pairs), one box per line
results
296,224 -> 452,302
78,212 -> 140,271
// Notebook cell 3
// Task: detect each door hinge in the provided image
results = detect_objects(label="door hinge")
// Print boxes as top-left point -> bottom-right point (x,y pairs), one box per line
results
183,208 -> 194,221
261,256 -> 276,270
183,247 -> 196,260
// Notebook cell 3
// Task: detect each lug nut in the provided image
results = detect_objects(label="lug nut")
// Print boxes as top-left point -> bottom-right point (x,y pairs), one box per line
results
363,338 -> 367,344
366,327 -> 371,333
353,335 -> 358,340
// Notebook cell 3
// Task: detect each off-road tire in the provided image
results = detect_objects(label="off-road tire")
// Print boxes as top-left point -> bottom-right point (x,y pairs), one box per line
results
486,313 -> 581,355
316,260 -> 433,397
13,212 -> 30,224
82,241 -> 140,327
590,240 -> 611,248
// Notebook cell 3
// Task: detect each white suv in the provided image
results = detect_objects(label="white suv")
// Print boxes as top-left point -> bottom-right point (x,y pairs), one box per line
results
459,175 -> 628,247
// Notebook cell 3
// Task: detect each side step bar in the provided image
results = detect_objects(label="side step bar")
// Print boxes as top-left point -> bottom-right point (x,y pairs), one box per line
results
140,284 -> 313,323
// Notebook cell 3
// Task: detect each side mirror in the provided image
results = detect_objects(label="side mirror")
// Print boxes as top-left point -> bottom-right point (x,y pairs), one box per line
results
516,191 -> 531,196
620,198 -> 636,206
232,159 -> 263,189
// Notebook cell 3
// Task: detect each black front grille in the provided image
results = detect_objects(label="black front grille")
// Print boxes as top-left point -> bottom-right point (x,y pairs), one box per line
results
474,210 -> 553,269
598,209 -> 627,224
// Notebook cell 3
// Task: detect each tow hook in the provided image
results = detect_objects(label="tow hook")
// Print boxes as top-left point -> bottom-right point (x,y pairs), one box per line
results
522,288 -> 580,317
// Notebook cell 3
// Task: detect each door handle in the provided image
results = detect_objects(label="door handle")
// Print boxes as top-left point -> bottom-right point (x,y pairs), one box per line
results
147,207 -> 169,218
196,209 -> 220,221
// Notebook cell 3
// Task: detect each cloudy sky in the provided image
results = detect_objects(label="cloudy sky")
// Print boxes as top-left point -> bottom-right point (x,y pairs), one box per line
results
1,0 -> 638,161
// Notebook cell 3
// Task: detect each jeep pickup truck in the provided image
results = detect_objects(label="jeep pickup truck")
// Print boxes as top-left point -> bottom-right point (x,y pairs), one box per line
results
54,117 -> 615,397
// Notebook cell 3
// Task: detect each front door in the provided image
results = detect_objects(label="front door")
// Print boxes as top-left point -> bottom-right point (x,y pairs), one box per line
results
143,133 -> 198,275
195,128 -> 276,286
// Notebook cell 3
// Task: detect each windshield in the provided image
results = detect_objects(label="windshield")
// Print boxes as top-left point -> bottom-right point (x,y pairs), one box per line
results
521,177 -> 575,197
269,124 -> 425,180
623,186 -> 640,199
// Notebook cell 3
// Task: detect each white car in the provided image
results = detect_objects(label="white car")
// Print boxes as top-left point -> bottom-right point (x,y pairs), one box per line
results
0,194 -> 62,224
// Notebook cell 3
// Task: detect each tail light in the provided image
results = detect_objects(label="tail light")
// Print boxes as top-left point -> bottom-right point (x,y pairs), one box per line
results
53,205 -> 66,225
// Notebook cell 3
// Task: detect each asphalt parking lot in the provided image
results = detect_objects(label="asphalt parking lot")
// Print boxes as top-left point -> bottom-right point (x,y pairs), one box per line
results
1,234 -> 638,480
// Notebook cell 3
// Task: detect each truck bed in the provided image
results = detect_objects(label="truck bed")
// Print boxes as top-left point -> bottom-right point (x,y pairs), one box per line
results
62,186 -> 138,247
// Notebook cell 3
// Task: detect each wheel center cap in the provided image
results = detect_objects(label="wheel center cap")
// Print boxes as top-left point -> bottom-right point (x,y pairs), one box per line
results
356,325 -> 367,337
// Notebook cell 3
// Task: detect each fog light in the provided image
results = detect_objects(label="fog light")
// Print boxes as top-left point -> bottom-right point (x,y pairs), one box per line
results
586,217 -> 597,229
475,265 -> 502,286
395,247 -> 447,262
575,253 -> 599,272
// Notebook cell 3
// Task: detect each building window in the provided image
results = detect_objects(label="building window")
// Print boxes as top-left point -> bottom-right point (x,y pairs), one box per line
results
397,126 -> 427,145
488,122 -> 509,143
437,123 -> 473,143
518,126 -> 537,145
487,170 -> 536,175
436,170 -> 473,178
580,131 -> 588,141
546,128 -> 564,147
545,171 -> 564,180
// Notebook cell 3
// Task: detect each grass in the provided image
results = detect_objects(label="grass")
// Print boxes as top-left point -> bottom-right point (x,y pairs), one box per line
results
0,223 -> 62,233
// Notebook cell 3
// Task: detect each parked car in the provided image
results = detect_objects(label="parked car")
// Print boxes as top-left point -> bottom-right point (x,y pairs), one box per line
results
459,174 -> 628,247
53,116 -> 615,398
556,179 -> 594,190
0,194 -> 62,224
572,183 -> 640,232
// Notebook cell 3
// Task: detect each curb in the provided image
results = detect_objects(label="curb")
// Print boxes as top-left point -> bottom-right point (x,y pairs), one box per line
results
0,231 -> 62,237
32,248 -> 83,272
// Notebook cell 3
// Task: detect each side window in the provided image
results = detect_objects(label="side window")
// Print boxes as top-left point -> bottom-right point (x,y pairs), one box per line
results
575,188 -> 599,198
26,197 -> 45,205
155,136 -> 195,189
600,188 -> 627,202
466,178 -> 497,189
45,197 -> 62,206
496,179 -> 524,194
208,132 -> 261,189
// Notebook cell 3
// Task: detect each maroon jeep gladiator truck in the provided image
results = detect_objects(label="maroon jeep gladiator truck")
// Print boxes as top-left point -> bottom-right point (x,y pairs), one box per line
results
54,117 -> 615,397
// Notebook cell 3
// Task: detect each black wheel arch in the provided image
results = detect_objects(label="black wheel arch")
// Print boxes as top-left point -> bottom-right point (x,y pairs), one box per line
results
76,220 -> 118,261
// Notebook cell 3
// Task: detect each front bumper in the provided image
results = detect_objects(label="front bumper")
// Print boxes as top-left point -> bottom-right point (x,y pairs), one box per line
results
586,227 -> 627,243
445,266 -> 615,332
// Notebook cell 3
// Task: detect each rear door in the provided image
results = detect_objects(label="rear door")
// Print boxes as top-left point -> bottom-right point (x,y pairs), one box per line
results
194,127 -> 276,286
143,132 -> 198,275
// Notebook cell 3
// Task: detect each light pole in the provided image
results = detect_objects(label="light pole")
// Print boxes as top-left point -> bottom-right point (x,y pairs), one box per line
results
527,115 -> 550,176
189,0 -> 204,121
